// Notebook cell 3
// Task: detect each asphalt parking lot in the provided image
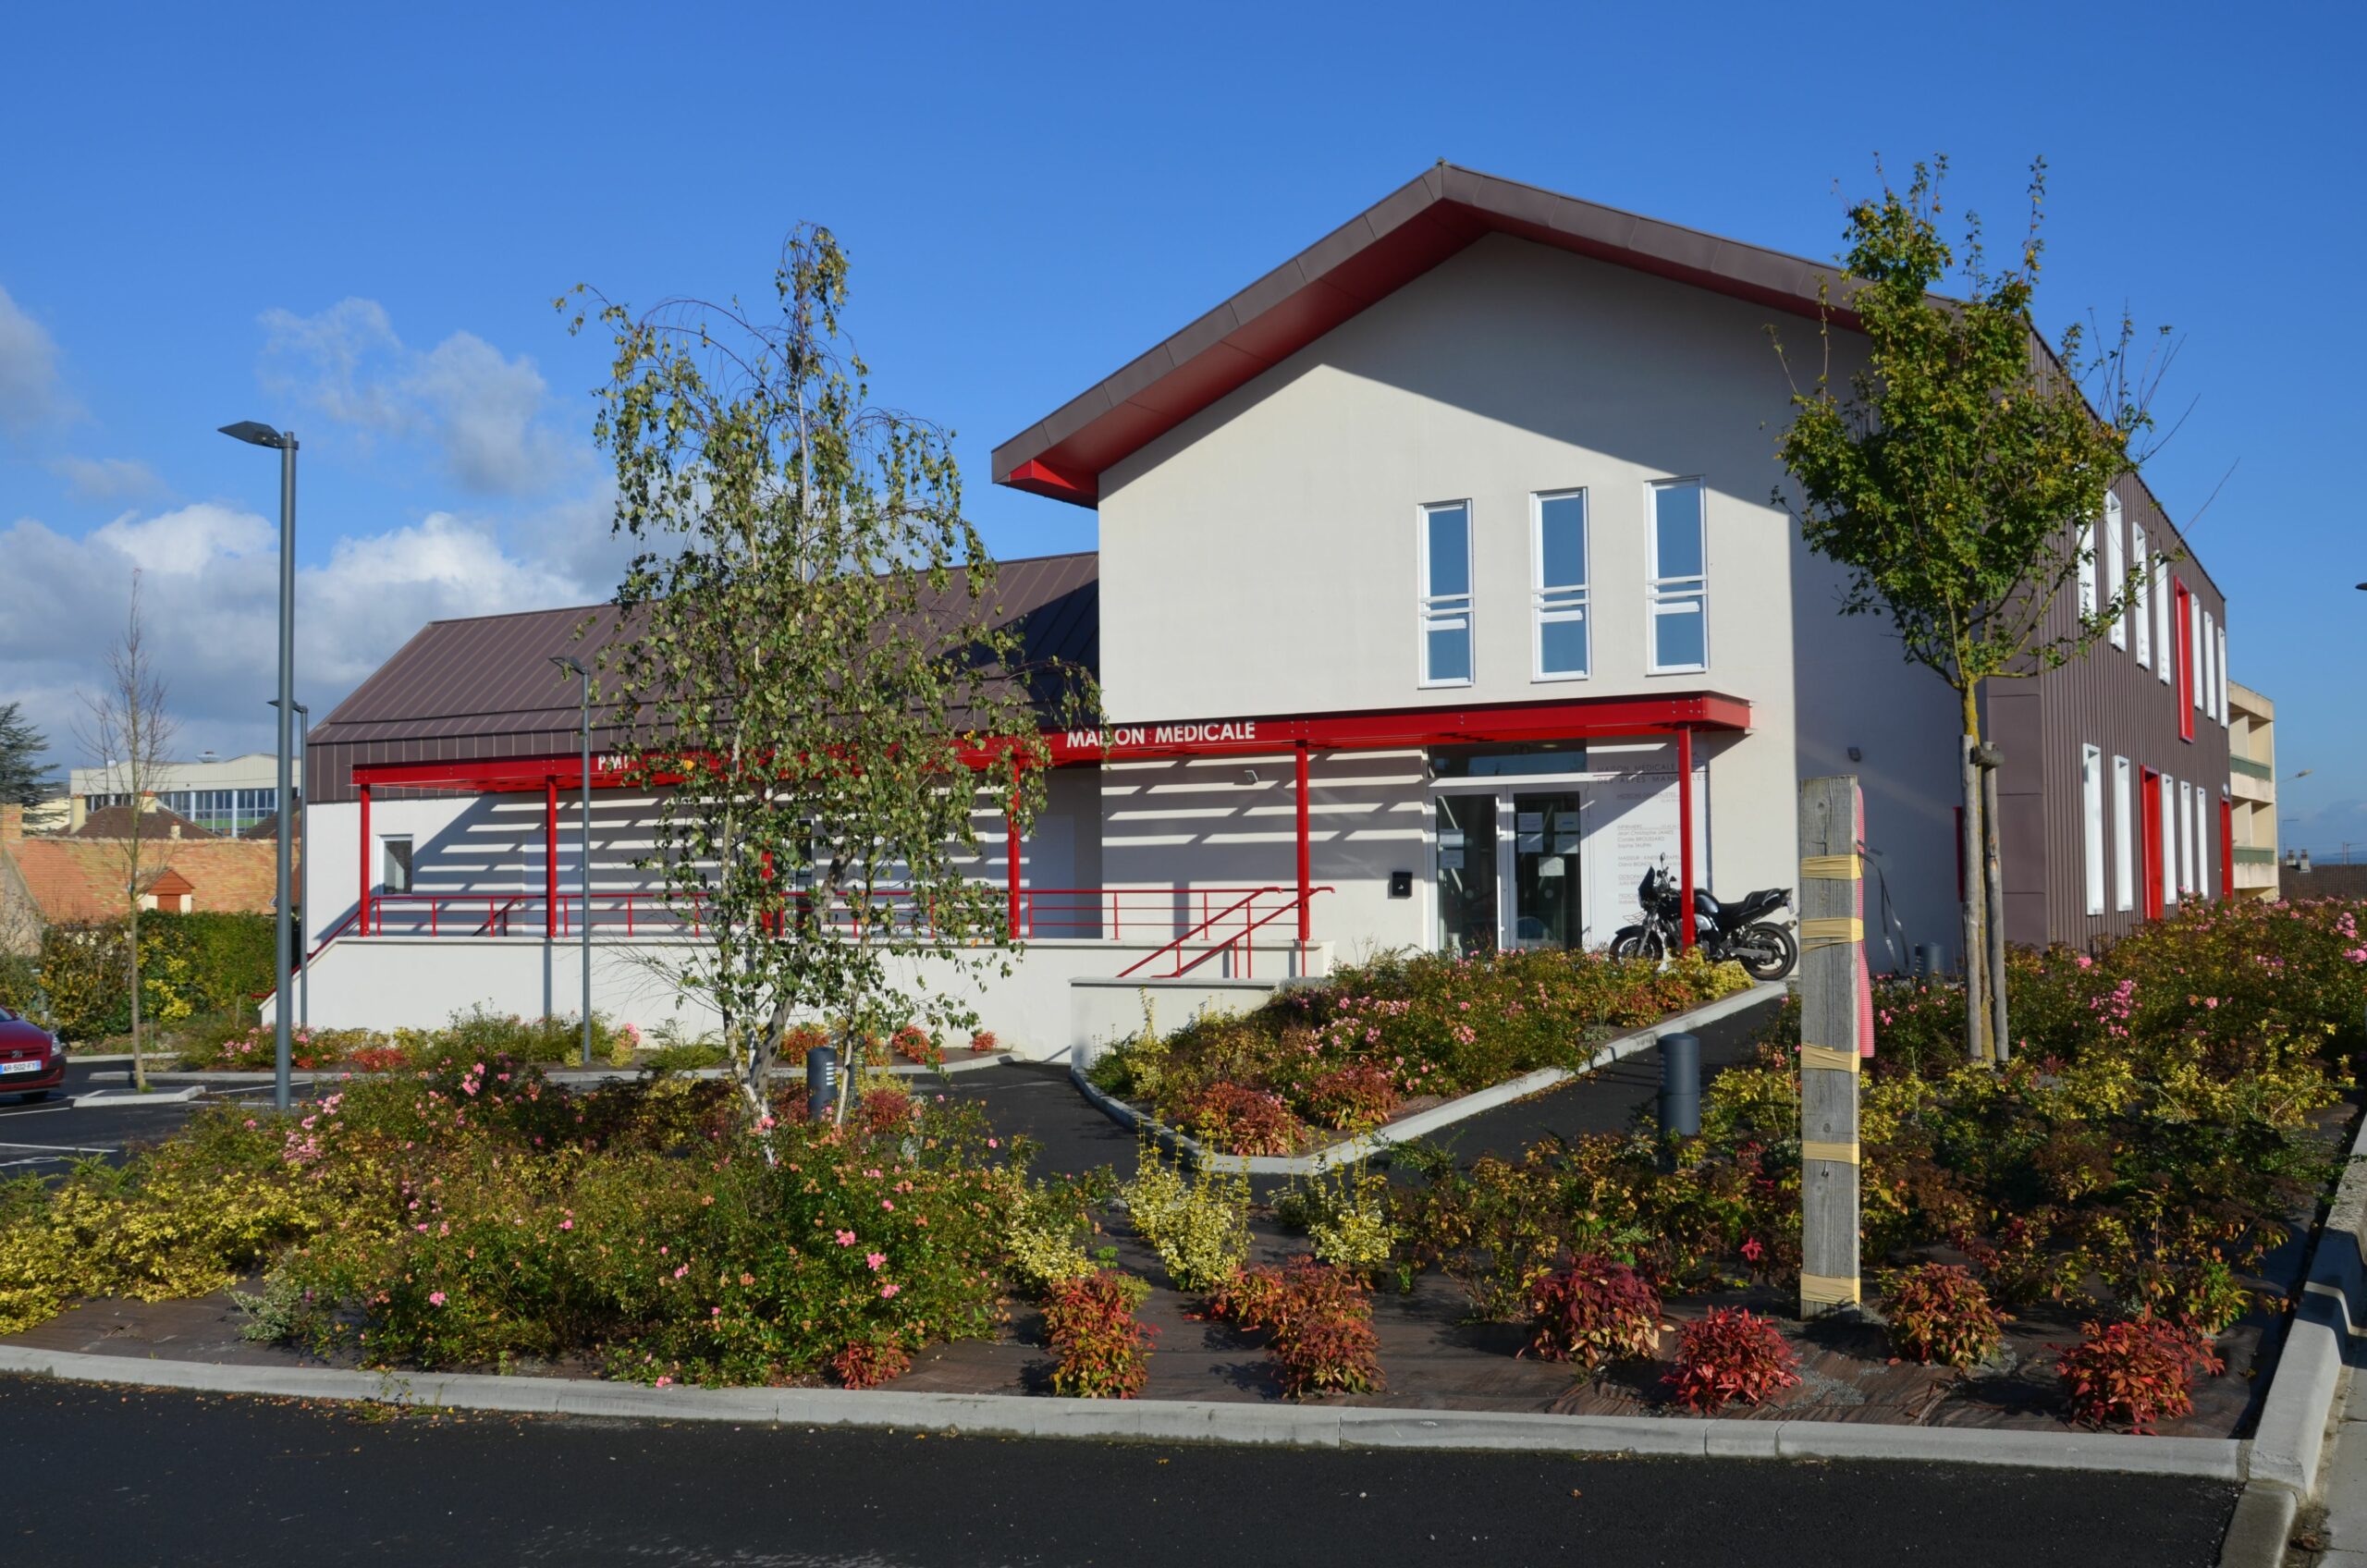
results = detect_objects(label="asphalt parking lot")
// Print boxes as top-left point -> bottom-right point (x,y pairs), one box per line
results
0,1058 -> 256,1179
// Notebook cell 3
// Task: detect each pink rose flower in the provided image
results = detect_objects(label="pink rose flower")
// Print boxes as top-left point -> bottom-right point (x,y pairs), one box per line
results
866,1252 -> 886,1271
428,1291 -> 447,1306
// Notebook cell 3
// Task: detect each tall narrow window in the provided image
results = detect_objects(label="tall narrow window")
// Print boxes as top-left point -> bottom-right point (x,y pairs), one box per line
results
2175,580 -> 2195,740
2201,610 -> 2218,721
2199,791 -> 2214,899
2112,756 -> 2134,912
2152,555 -> 2173,685
2077,514 -> 2099,619
2159,774 -> 2177,908
2179,780 -> 2196,893
2081,744 -> 2105,916
2131,523 -> 2152,667
1532,490 -> 1589,680
2217,623 -> 2230,727
1647,479 -> 1707,673
2103,495 -> 2126,648
1418,501 -> 1473,686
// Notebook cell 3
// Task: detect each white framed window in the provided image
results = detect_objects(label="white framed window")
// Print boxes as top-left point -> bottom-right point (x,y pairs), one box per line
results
1418,500 -> 1474,687
1531,489 -> 1589,680
1647,478 -> 1708,673
2217,623 -> 2230,727
2152,554 -> 2173,685
2179,780 -> 2196,893
2201,792 -> 2214,899
382,835 -> 413,894
2112,756 -> 2134,912
2201,610 -> 2218,720
2103,495 -> 2126,648
2159,774 -> 2178,907
2131,523 -> 2152,667
2190,596 -> 2205,714
2081,744 -> 2105,916
2078,513 -> 2099,620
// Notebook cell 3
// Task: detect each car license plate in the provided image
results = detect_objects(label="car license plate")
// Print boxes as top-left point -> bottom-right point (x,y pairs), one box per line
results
0,1059 -> 41,1074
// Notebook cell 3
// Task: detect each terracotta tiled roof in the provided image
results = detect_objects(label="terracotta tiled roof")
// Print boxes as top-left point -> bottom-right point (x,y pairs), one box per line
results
75,804 -> 216,839
0,837 -> 288,924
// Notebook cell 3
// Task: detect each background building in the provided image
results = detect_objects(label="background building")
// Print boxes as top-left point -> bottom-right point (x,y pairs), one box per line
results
68,753 -> 281,836
2226,681 -> 2280,900
0,802 -> 284,952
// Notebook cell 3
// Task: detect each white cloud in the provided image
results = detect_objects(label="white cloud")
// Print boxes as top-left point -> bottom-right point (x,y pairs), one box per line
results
49,455 -> 167,503
0,501 -> 605,768
259,299 -> 577,496
0,283 -> 68,432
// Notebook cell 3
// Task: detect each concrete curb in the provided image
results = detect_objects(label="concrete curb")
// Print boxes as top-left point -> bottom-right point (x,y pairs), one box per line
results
148,1053 -> 1015,1087
2215,1480 -> 2300,1568
1071,981 -> 1788,1176
0,1342 -> 2246,1475
2242,1104 -> 2367,1498
70,1085 -> 203,1107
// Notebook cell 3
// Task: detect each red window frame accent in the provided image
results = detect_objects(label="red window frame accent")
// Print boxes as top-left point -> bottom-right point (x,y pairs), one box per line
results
2218,796 -> 2235,900
2174,580 -> 2194,741
2139,767 -> 2165,919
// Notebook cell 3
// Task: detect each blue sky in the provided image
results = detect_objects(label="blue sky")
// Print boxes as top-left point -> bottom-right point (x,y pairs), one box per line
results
3,2 -> 2361,852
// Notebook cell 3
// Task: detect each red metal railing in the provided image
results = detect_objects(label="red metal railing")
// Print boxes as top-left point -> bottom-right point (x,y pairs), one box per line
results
330,887 -> 1329,952
1116,886 -> 1333,980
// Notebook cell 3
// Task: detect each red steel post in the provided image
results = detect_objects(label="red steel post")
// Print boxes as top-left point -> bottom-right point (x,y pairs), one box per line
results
545,778 -> 560,936
1294,743 -> 1312,947
357,783 -> 372,937
1006,757 -> 1023,940
1676,727 -> 1697,952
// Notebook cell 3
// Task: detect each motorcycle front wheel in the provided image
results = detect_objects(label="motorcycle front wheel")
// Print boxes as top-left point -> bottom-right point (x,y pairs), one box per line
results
1611,929 -> 1663,962
1735,922 -> 1797,982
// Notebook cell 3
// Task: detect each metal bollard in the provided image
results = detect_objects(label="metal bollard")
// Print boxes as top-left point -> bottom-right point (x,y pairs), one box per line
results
806,1044 -> 840,1122
1658,1031 -> 1701,1140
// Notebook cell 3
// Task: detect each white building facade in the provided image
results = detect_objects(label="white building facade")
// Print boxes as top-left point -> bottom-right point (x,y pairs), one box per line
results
285,167 -> 2223,1058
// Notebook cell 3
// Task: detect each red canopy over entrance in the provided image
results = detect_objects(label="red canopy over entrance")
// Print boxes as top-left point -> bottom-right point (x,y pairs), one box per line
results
348,691 -> 1748,949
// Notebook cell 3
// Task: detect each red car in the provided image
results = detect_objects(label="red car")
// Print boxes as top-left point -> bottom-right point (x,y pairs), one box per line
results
0,1006 -> 65,1101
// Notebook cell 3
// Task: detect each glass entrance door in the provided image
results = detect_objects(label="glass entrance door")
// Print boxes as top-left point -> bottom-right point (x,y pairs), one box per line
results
1508,792 -> 1584,949
1433,794 -> 1497,957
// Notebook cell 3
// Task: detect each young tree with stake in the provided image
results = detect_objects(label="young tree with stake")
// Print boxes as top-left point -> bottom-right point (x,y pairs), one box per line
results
1773,157 -> 2169,1063
563,227 -> 1093,1125
75,574 -> 178,1091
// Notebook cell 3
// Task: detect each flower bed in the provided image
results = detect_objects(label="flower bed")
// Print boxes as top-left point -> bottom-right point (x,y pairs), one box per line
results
0,1057 -> 1039,1388
1380,898 -> 2367,1428
1084,948 -> 1754,1155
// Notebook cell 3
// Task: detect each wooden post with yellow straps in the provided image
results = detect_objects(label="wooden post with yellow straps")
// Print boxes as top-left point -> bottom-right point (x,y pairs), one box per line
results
1797,774 -> 1864,1317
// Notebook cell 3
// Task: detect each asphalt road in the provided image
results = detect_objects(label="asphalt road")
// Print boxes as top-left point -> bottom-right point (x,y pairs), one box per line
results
0,1377 -> 2234,1568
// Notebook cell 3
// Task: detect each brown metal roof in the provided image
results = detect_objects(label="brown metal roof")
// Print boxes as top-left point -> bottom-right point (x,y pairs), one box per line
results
307,553 -> 1098,803
991,164 -> 1865,505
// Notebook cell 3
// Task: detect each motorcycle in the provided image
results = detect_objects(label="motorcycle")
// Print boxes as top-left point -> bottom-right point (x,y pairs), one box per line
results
1609,862 -> 1798,981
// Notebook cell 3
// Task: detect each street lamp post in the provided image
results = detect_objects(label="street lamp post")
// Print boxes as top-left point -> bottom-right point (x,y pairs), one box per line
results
222,421 -> 297,1113
265,697 -> 311,1031
550,656 -> 593,1067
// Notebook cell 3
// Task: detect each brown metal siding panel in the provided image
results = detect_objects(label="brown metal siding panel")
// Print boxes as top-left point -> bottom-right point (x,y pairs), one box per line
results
2003,476 -> 2230,949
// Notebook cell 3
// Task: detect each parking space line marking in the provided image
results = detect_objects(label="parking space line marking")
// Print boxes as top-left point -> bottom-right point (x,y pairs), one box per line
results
0,1141 -> 117,1155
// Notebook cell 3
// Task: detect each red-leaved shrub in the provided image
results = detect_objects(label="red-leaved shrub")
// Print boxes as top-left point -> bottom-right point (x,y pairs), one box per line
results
2056,1316 -> 2225,1434
830,1337 -> 912,1390
1302,1062 -> 1401,1130
1523,1255 -> 1662,1374
348,1046 -> 408,1073
1662,1306 -> 1800,1413
890,1025 -> 940,1068
1178,1084 -> 1302,1157
1042,1271 -> 1156,1399
1205,1258 -> 1383,1398
855,1083 -> 917,1136
968,1031 -> 1000,1055
1880,1263 -> 2005,1370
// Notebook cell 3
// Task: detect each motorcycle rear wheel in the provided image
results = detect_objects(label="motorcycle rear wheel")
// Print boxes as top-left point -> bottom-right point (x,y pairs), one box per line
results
1735,922 -> 1797,981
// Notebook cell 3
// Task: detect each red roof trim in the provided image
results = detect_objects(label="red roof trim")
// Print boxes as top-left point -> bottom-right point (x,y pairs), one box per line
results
350,692 -> 1750,793
991,165 -> 1858,508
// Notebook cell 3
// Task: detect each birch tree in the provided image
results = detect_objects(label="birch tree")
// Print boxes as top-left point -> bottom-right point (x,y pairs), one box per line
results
1772,157 -> 2169,1063
75,574 -> 178,1089
563,227 -> 1092,1124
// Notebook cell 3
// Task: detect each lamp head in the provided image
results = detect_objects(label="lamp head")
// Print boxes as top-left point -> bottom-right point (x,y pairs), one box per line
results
550,655 -> 588,680
219,421 -> 288,449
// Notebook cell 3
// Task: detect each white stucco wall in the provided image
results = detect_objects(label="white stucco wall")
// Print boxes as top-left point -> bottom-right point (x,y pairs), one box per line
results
1083,233 -> 1959,968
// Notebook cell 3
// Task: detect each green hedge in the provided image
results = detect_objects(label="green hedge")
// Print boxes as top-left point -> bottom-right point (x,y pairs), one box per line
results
11,913 -> 277,1040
